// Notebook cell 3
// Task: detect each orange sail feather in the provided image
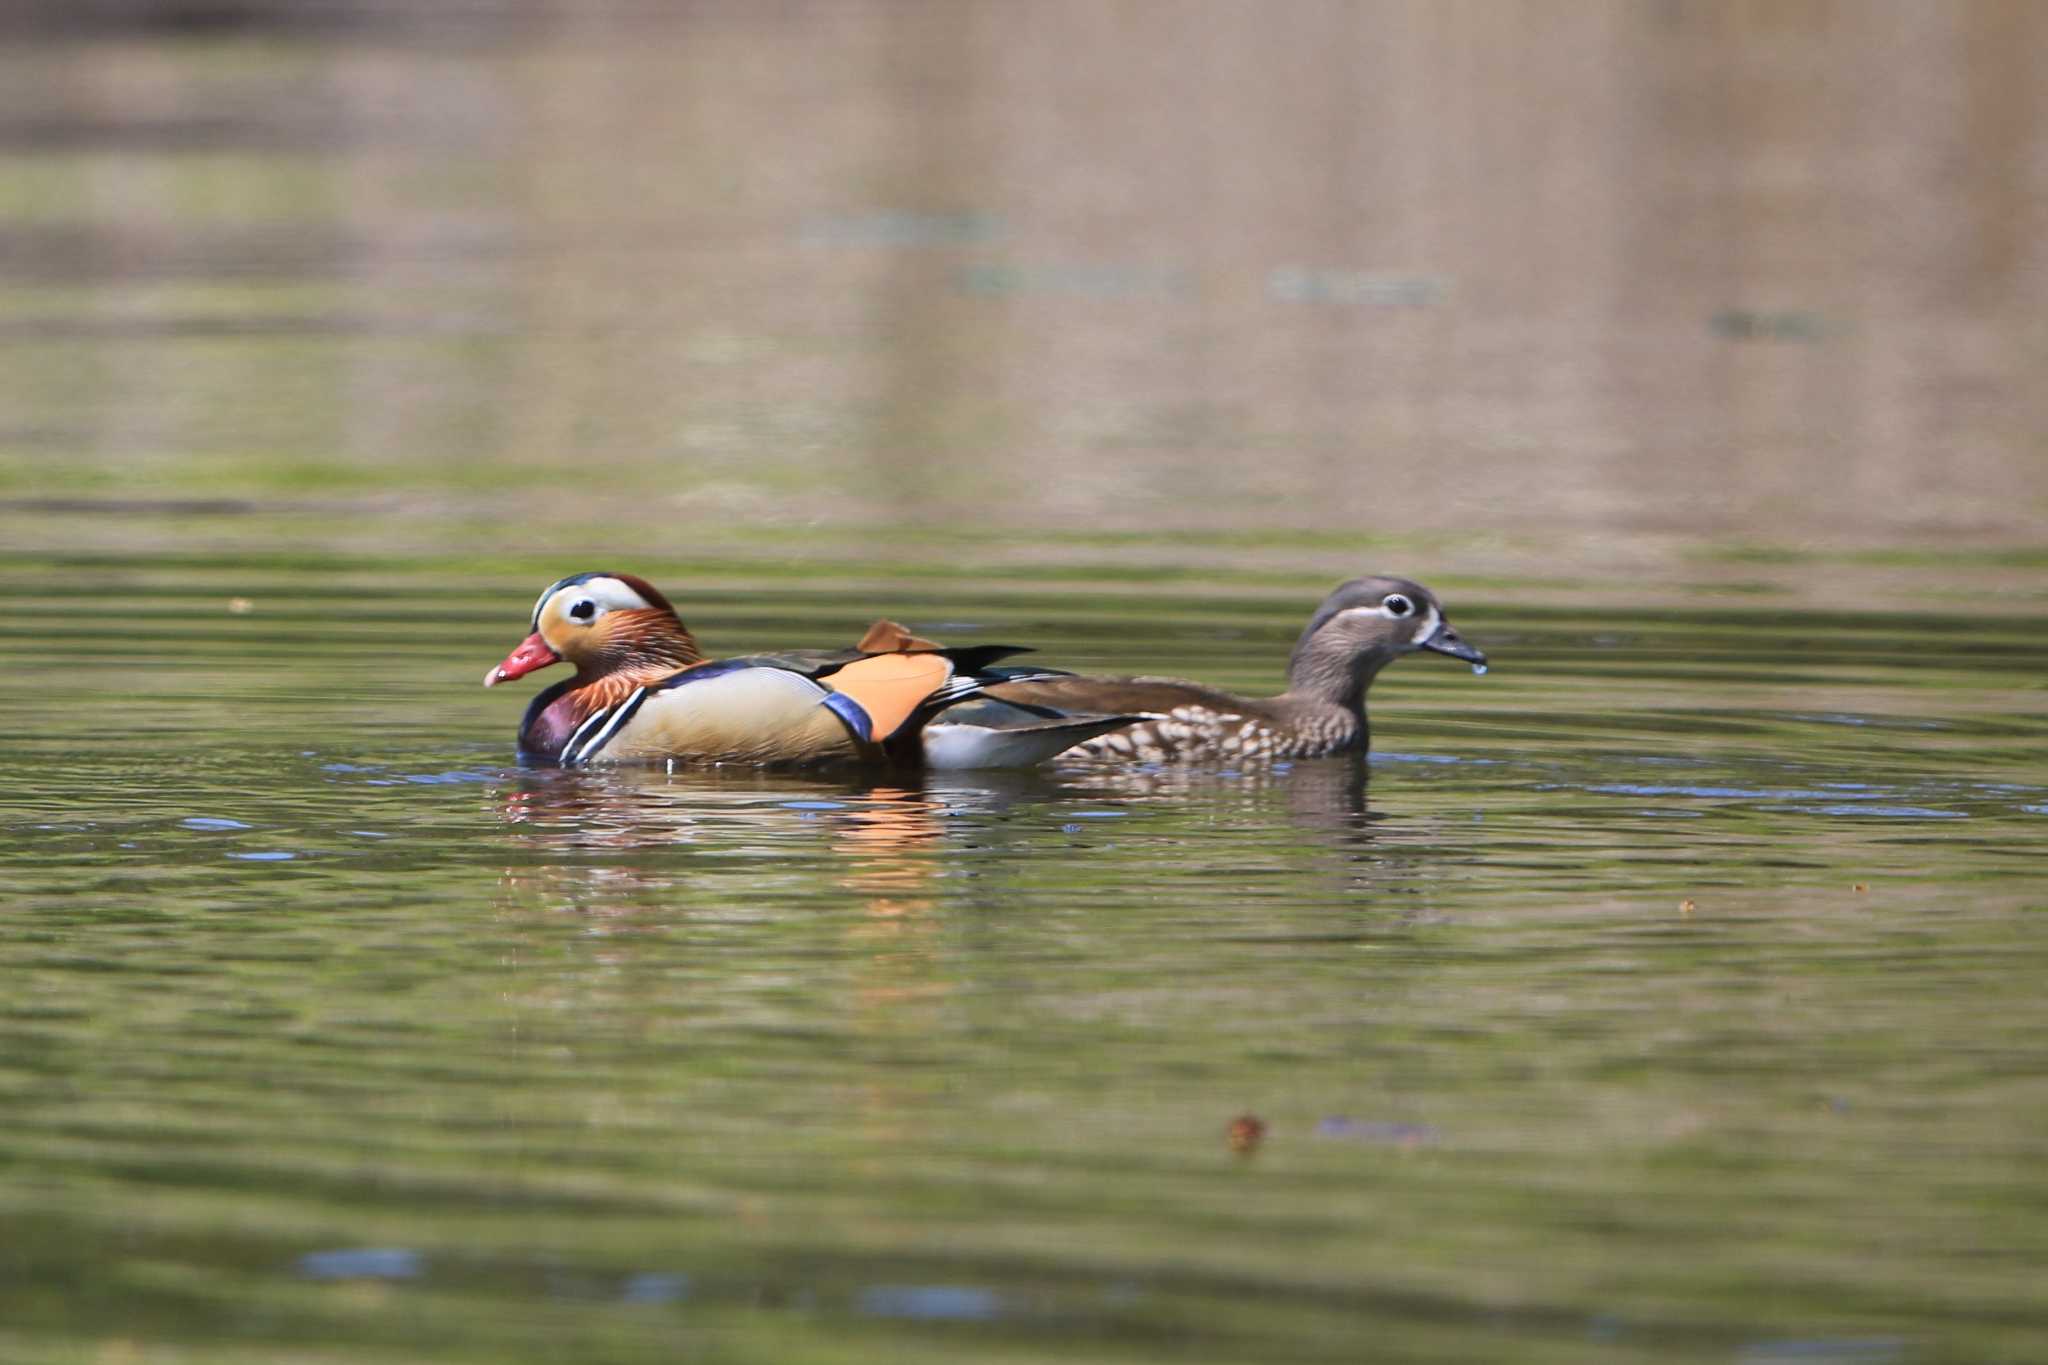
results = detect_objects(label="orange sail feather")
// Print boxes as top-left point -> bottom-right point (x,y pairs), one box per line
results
826,651 -> 953,742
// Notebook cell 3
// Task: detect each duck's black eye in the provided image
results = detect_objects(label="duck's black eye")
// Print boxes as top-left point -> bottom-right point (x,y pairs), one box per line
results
1383,593 -> 1414,618
568,598 -> 597,623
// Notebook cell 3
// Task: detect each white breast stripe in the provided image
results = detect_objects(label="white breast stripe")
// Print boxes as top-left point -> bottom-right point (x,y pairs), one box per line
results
567,686 -> 649,764
561,705 -> 615,764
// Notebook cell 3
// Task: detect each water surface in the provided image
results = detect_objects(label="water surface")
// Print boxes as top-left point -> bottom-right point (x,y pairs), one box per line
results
4,556 -> 2046,1363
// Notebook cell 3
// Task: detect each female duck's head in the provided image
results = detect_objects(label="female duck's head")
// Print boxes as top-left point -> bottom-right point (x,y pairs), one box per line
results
1286,575 -> 1488,703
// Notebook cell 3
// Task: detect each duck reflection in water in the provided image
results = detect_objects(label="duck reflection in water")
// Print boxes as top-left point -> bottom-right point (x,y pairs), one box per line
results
493,753 -> 1443,931
1025,755 -> 1377,840
490,763 -> 978,1146
486,759 -> 1441,1145
494,764 -> 951,908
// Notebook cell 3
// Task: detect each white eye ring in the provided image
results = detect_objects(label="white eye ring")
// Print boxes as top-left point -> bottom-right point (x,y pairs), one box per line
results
1383,593 -> 1414,618
567,598 -> 598,623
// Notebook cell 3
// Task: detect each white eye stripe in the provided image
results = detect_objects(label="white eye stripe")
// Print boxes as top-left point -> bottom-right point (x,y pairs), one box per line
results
536,575 -> 653,628
1336,598 -> 1431,619
1411,603 -> 1441,644
573,578 -> 653,612
1331,598 -> 1438,642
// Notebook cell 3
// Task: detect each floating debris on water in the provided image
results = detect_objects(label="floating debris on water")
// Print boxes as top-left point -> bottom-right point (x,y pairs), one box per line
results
1226,1113 -> 1266,1156
619,1272 -> 691,1304
1315,1117 -> 1440,1147
298,1247 -> 422,1281
858,1285 -> 1004,1321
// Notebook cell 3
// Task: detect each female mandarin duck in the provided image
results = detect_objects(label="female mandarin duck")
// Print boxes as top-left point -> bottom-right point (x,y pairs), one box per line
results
979,575 -> 1487,763
483,572 -> 1133,768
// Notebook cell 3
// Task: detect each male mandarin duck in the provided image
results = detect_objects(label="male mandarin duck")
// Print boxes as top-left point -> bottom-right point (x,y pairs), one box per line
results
980,575 -> 1488,763
483,572 -> 1134,768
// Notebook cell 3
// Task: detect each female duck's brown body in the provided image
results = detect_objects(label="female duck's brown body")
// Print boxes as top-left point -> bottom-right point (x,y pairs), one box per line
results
983,575 -> 1486,763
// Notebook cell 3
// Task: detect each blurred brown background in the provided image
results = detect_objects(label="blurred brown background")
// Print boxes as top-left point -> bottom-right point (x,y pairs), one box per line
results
2,0 -> 2045,559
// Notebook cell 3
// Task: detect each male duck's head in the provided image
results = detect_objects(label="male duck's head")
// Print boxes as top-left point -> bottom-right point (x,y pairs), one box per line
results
484,572 -> 701,687
1286,575 -> 1487,704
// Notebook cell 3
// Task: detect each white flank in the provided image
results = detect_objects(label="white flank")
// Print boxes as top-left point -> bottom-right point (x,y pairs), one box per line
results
923,721 -> 1121,769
